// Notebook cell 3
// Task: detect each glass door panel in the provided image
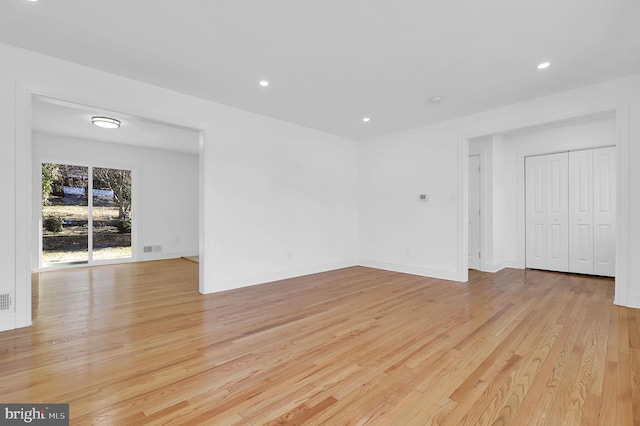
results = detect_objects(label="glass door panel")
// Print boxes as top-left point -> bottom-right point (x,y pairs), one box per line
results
92,167 -> 132,260
41,163 -> 89,265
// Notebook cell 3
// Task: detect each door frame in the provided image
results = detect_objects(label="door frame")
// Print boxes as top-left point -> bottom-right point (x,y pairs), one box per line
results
468,154 -> 482,271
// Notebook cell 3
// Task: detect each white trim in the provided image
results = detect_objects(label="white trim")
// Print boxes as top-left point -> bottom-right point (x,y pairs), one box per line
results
0,313 -> 16,331
14,83 -> 32,329
198,129 -> 206,294
359,259 -> 458,282
483,261 -> 519,273
614,101 -> 631,307
209,260 -> 359,294
624,293 -> 640,310
478,152 -> 487,272
469,138 -> 493,272
138,251 -> 200,262
457,136 -> 468,282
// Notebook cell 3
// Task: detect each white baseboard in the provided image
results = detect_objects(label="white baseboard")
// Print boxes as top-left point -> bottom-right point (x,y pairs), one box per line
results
357,259 -> 459,282
207,259 -> 360,293
483,260 -> 519,273
618,293 -> 640,309
138,250 -> 199,262
0,312 -> 17,333
32,250 -> 200,272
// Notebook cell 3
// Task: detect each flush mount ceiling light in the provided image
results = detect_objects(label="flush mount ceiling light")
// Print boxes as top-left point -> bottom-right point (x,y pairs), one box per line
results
537,62 -> 551,70
428,96 -> 444,104
362,117 -> 371,123
91,116 -> 121,129
259,80 -> 269,87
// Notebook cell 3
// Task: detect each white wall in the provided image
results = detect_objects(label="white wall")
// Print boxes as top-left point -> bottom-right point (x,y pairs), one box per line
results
359,73 -> 639,310
469,113 -> 616,271
31,132 -> 200,268
0,42 -> 359,331
206,113 -> 359,290
0,48 -> 17,329
359,127 -> 460,279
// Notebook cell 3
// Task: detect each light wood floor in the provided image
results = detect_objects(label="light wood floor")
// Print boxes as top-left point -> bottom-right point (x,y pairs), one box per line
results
1,261 -> 638,425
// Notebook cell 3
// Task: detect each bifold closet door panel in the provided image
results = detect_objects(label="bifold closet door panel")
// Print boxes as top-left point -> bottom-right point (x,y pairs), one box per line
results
593,147 -> 616,277
525,152 -> 569,272
569,150 -> 594,274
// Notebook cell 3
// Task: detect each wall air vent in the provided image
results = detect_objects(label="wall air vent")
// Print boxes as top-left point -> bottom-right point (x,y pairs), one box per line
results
0,293 -> 12,312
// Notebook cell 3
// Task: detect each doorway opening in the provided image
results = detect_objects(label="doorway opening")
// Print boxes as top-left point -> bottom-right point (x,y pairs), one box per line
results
31,94 -> 202,274
465,110 -> 619,278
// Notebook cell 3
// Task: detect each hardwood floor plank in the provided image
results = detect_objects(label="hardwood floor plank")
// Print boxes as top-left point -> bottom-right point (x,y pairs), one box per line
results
630,348 -> 640,424
0,262 -> 635,424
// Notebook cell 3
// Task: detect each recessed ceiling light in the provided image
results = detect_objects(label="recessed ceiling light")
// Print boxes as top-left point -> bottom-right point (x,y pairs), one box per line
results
537,62 -> 551,70
259,80 -> 269,87
92,116 -> 121,129
362,117 -> 371,123
428,96 -> 444,104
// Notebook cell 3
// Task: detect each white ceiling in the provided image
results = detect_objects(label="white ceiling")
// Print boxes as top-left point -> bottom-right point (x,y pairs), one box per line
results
31,97 -> 201,154
2,0 -> 640,142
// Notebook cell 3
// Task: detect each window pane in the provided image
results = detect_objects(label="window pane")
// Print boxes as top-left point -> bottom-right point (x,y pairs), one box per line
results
42,163 -> 89,265
92,167 -> 132,260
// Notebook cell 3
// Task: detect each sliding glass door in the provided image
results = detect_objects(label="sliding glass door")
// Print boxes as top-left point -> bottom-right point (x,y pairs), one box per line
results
41,164 -> 89,265
92,167 -> 132,261
41,163 -> 132,267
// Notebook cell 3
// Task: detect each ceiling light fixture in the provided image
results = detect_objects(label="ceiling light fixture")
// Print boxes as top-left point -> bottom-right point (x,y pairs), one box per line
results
362,117 -> 371,123
259,80 -> 269,87
428,96 -> 444,104
537,62 -> 551,70
91,116 -> 121,129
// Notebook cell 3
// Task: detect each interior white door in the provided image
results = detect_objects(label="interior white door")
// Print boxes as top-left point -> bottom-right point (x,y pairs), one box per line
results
593,146 -> 616,277
468,155 -> 481,270
525,152 -> 569,272
569,150 -> 594,274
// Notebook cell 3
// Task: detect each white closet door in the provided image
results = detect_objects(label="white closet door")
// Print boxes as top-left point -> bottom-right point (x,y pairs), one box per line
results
468,155 -> 481,270
525,153 -> 569,272
593,147 -> 616,277
569,150 -> 594,274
